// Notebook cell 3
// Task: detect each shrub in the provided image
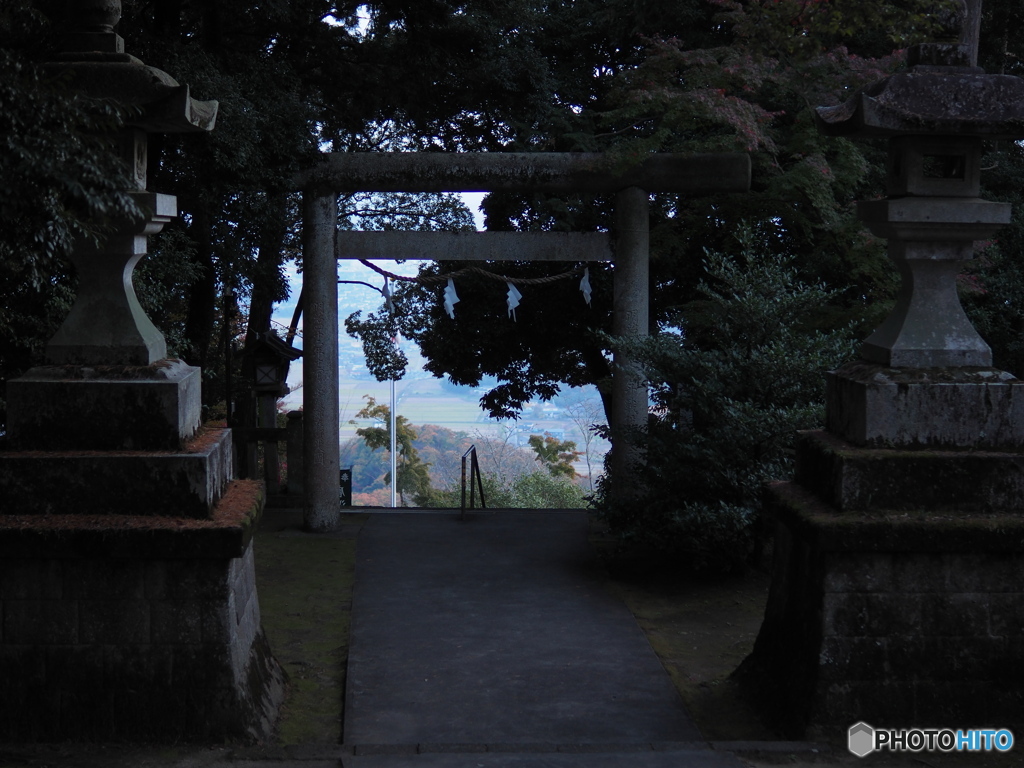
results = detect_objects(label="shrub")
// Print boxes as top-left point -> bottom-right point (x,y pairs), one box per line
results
422,470 -> 587,509
593,226 -> 856,571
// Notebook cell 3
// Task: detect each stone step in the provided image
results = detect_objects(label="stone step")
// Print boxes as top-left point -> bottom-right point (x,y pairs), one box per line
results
0,428 -> 232,518
796,429 -> 1024,513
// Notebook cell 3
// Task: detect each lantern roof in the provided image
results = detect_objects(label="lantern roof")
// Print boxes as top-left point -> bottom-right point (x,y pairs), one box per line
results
816,34 -> 1024,140
251,332 -> 303,364
44,0 -> 217,134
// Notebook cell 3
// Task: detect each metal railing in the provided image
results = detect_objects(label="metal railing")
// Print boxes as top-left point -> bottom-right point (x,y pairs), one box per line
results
460,445 -> 486,520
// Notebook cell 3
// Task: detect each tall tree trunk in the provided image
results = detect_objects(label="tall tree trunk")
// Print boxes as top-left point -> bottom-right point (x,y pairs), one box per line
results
961,0 -> 983,67
184,207 -> 217,373
582,342 -> 614,428
244,191 -> 289,347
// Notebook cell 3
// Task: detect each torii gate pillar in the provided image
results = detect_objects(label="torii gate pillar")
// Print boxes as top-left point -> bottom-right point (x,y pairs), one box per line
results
302,191 -> 341,531
611,187 -> 650,491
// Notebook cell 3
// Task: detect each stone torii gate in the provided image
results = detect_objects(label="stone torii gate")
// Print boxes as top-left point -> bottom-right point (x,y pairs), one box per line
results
294,152 -> 750,529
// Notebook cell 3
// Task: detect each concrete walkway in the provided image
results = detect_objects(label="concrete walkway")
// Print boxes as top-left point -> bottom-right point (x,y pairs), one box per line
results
341,510 -> 748,767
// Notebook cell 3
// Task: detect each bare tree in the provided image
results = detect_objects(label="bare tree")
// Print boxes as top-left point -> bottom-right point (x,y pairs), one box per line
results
565,399 -> 606,491
473,426 -> 536,482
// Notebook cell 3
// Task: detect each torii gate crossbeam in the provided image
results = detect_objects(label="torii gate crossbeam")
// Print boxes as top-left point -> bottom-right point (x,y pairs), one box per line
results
297,152 -> 750,529
335,231 -> 612,261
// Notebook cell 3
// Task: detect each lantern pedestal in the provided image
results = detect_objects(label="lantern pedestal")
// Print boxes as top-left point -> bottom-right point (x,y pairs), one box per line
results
0,428 -> 232,518
45,191 -> 178,366
745,365 -> 1024,740
746,476 -> 1024,739
0,361 -> 281,741
6,358 -> 201,451
0,479 -> 286,742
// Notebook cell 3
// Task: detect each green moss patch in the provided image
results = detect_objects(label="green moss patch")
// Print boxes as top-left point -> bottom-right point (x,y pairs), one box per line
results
253,513 -> 367,745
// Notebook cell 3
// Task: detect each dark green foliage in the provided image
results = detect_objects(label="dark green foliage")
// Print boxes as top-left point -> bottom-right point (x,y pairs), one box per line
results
134,226 -> 206,359
507,470 -> 587,508
349,0 -> 724,152
0,11 -> 140,289
593,227 -> 856,571
978,0 -> 1024,75
344,309 -> 408,382
962,240 -> 1024,378
961,102 -> 1024,376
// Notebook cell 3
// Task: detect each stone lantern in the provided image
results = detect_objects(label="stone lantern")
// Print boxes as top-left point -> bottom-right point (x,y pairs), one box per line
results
744,5 -> 1024,738
251,332 -> 302,397
7,0 -> 218,451
43,0 -> 217,367
817,22 -> 1024,372
247,331 -> 301,494
0,1 -> 284,742
857,133 -> 1003,368
812,14 -> 1024,449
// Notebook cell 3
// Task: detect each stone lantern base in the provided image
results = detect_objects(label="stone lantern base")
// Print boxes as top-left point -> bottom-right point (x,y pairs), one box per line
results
742,409 -> 1024,737
6,359 -> 202,451
0,480 -> 285,741
0,363 -> 285,741
747,480 -> 1024,738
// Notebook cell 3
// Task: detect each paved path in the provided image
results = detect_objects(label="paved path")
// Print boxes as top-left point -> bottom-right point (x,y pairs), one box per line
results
341,511 -> 748,767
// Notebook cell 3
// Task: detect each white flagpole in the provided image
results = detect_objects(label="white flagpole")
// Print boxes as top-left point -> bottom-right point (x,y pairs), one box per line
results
388,278 -> 397,508
390,374 -> 397,508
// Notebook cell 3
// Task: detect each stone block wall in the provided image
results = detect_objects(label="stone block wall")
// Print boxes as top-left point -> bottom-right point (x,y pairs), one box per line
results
818,550 -> 1024,726
747,482 -> 1024,738
0,482 -> 284,741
